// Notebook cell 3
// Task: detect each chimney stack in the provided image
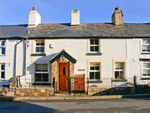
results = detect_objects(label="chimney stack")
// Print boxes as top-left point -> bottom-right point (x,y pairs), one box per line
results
71,9 -> 80,25
28,7 -> 41,27
112,7 -> 123,25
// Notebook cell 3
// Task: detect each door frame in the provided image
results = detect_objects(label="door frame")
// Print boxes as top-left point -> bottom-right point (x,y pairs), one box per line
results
58,61 -> 69,91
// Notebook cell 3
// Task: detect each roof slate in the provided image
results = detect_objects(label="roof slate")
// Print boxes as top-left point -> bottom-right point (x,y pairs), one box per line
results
28,23 -> 150,38
0,25 -> 28,38
1,23 -> 150,38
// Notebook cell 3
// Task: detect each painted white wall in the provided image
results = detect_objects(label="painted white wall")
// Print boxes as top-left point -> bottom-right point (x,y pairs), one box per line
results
0,40 -> 24,87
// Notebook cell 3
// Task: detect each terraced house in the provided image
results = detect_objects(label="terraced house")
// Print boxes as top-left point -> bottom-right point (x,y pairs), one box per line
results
0,7 -> 150,94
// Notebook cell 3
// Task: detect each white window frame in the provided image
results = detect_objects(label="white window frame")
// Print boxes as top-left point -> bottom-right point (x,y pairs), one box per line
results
114,62 -> 125,80
141,39 -> 150,53
89,62 -> 101,81
35,40 -> 45,53
34,63 -> 49,83
0,64 -> 5,80
0,40 -> 6,55
142,62 -> 150,77
88,39 -> 100,53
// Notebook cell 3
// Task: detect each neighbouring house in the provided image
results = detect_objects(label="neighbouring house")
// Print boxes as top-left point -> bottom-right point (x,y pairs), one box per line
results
1,7 -> 150,94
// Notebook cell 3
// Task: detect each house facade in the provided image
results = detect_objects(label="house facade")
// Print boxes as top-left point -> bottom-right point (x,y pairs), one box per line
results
0,7 -> 150,93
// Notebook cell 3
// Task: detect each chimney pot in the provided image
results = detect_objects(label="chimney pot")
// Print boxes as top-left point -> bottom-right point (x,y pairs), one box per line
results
33,7 -> 36,11
115,7 -> 119,10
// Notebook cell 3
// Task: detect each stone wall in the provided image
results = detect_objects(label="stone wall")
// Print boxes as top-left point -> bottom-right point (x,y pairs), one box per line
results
15,87 -> 54,97
88,87 -> 134,96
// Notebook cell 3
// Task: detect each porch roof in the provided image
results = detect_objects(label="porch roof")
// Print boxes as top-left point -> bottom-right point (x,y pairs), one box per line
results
50,49 -> 77,63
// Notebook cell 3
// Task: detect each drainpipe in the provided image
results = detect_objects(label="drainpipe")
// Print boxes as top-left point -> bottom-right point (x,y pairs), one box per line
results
13,39 -> 24,77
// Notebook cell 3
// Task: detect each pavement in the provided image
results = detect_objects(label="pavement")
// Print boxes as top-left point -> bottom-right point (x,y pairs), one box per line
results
0,94 -> 150,101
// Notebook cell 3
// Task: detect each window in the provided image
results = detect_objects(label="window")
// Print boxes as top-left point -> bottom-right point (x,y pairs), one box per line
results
35,40 -> 44,53
0,40 -> 6,55
115,62 -> 125,79
89,63 -> 100,80
142,39 -> 150,52
35,64 -> 49,82
89,39 -> 99,53
143,62 -> 150,76
0,64 -> 5,79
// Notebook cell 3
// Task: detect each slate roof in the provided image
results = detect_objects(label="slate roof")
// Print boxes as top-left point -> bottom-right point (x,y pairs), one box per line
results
28,23 -> 150,38
0,24 -> 28,39
1,23 -> 150,38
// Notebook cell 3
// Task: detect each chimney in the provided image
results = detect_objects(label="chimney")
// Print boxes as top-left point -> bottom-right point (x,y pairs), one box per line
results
112,7 -> 123,25
71,9 -> 80,25
28,7 -> 41,27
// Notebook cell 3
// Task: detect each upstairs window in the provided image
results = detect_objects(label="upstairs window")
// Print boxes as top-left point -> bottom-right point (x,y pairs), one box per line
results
89,63 -> 100,80
142,39 -> 150,52
115,62 -> 125,79
90,39 -> 99,53
35,40 -> 44,53
0,40 -> 6,55
0,64 -> 5,79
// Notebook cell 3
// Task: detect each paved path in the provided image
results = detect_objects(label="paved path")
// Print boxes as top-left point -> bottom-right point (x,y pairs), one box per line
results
1,98 -> 150,113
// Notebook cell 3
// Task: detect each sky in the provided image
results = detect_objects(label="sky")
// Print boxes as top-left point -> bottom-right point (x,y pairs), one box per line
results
0,0 -> 150,25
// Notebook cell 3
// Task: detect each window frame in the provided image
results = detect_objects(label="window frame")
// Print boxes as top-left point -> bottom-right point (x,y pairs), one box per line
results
141,39 -> 150,53
34,63 -> 49,83
0,40 -> 6,55
0,63 -> 5,80
34,40 -> 45,54
114,62 -> 125,80
142,62 -> 150,77
88,39 -> 100,53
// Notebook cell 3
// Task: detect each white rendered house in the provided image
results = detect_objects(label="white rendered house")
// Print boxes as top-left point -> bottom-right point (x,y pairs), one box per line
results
0,7 -> 150,94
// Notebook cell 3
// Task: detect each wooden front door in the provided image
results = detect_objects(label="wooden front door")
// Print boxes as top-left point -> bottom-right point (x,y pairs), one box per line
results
59,62 -> 69,91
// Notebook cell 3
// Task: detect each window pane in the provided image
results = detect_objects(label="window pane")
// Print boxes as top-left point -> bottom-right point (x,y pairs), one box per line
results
1,72 -> 5,78
142,45 -> 146,51
90,39 -> 94,44
90,46 -> 94,51
95,72 -> 100,79
120,63 -> 124,69
1,64 -> 4,70
95,63 -> 99,70
36,43 -> 40,46
90,63 -> 94,70
35,73 -> 41,82
1,41 -> 6,46
115,63 -> 119,69
95,39 -> 99,45
147,39 -> 150,44
143,63 -> 147,68
42,73 -> 48,82
115,71 -> 119,79
63,67 -> 65,75
147,46 -> 150,51
90,72 -> 94,79
2,48 -> 5,54
143,69 -> 147,74
95,46 -> 99,51
41,64 -> 48,72
120,71 -> 124,79
148,70 -> 150,76
36,64 -> 41,71
41,43 -> 44,46
36,47 -> 40,52
41,47 -> 44,52
143,39 -> 147,44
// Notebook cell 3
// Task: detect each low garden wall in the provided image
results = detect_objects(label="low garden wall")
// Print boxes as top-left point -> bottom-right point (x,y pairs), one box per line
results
15,87 -> 54,97
88,87 -> 135,96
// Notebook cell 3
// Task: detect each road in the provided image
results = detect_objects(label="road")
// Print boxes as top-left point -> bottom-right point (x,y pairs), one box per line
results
0,98 -> 150,113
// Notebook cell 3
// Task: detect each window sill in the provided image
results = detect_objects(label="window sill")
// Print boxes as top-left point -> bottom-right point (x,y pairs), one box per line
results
86,53 -> 102,55
112,79 -> 127,82
31,53 -> 46,56
0,79 -> 5,81
87,80 -> 102,83
141,77 -> 150,80
0,54 -> 5,56
141,52 -> 150,54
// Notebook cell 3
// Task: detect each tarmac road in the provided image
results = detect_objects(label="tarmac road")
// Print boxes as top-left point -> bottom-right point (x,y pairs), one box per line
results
0,98 -> 150,113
